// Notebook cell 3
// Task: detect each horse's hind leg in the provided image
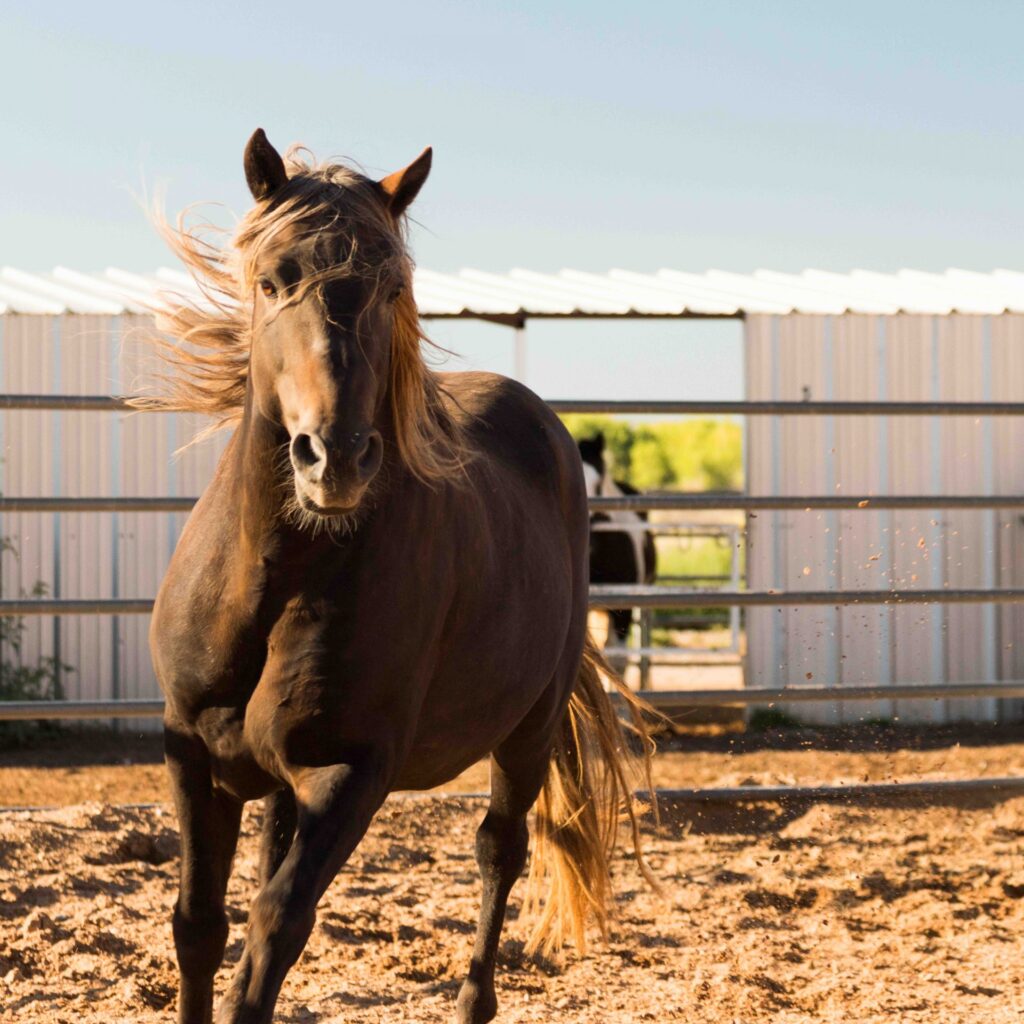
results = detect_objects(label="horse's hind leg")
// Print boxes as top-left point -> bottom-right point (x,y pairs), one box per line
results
455,720 -> 554,1024
165,727 -> 243,1024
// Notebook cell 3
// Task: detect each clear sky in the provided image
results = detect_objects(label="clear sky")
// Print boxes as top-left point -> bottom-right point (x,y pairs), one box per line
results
2,2 -> 1021,400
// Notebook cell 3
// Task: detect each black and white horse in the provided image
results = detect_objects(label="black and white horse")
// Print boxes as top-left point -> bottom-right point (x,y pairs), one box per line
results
578,435 -> 657,660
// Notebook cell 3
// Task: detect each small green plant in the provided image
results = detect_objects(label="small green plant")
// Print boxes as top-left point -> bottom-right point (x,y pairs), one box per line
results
0,543 -> 70,745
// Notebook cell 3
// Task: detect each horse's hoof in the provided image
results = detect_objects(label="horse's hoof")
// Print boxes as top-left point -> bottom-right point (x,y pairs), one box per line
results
455,979 -> 498,1024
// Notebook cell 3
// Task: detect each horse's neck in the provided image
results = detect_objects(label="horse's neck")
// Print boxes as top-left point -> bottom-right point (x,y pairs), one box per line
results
599,472 -> 623,498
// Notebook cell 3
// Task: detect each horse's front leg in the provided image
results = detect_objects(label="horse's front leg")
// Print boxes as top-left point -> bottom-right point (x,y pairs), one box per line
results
258,788 -> 297,886
165,725 -> 243,1024
217,758 -> 389,1024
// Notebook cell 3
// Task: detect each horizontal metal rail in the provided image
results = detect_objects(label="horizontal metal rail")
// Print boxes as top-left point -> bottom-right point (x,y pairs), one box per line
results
630,682 -> 1024,705
648,776 -> 1024,804
4,493 -> 1024,514
0,689 -> 698,721
0,394 -> 132,411
7,682 -> 1024,721
549,399 -> 1024,416
589,493 -> 1024,512
0,599 -> 155,615
0,497 -> 197,513
589,586 -> 1024,608
0,698 -> 165,720
604,646 -> 738,660
5,394 -> 1024,416
5,588 -> 1024,617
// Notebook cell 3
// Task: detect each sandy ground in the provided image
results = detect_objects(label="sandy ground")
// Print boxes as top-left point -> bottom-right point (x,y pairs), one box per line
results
2,726 -> 1024,1021
3,787 -> 1024,1023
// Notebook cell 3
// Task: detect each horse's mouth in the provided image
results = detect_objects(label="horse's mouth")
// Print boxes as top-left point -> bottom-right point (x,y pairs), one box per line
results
294,482 -> 364,518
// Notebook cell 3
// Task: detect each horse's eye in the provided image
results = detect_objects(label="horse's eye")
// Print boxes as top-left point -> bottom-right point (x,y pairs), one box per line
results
258,278 -> 277,299
389,283 -> 405,303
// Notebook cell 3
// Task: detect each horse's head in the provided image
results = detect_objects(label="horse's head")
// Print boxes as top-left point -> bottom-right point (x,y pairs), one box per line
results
240,129 -> 432,518
578,435 -> 606,498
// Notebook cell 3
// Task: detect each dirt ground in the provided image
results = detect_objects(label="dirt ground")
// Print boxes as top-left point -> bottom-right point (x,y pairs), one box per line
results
2,725 -> 1024,1022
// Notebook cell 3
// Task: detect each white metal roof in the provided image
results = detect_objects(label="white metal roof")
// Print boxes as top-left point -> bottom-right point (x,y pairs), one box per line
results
3,267 -> 1024,319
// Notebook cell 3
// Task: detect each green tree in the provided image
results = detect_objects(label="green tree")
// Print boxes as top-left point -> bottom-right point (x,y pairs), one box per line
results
559,415 -> 743,492
560,415 -> 634,478
629,432 -> 674,489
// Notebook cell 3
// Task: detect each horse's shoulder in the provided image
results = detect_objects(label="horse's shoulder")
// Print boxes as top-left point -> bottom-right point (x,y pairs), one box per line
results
437,371 -> 580,489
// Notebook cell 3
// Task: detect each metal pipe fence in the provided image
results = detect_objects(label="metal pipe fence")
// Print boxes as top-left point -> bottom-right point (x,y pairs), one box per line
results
4,389 -> 1024,809
7,681 -> 1024,723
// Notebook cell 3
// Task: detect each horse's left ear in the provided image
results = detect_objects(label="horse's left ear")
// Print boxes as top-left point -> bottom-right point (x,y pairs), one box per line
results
379,147 -> 432,218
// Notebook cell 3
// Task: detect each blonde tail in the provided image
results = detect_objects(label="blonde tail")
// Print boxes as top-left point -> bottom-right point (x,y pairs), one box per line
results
522,634 -> 659,956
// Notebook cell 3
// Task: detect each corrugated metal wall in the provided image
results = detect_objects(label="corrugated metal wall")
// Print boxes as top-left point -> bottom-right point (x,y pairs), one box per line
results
5,310 -> 1021,726
0,313 -> 227,713
745,313 -> 1024,724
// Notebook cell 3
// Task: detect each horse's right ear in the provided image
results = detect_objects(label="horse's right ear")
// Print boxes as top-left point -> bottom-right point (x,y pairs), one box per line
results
594,434 -> 605,453
244,128 -> 288,201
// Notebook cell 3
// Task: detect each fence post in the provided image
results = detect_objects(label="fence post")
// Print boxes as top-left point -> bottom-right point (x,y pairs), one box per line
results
639,607 -> 652,691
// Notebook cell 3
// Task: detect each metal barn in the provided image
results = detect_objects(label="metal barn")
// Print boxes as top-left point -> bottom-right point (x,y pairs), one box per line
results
1,266 -> 1023,726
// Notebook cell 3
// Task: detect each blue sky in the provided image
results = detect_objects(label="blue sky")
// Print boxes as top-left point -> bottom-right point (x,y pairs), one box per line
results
2,2 -> 1021,399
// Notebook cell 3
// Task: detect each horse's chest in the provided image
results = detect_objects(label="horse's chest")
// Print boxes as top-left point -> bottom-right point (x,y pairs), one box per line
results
156,593 -> 264,712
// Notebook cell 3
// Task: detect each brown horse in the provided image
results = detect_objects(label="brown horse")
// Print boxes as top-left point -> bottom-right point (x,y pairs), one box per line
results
145,129 -> 654,1024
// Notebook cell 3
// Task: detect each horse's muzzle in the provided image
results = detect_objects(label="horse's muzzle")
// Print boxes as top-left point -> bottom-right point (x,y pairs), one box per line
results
290,428 -> 383,514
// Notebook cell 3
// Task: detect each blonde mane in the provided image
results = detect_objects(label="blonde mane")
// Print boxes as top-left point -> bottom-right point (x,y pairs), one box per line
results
138,147 -> 466,485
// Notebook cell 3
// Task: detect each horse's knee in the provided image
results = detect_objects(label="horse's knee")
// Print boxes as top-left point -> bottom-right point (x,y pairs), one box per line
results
475,813 -> 528,882
173,902 -> 229,976
247,883 -> 316,967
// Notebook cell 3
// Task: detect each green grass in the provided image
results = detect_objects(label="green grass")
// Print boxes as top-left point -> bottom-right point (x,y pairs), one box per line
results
655,537 -> 738,581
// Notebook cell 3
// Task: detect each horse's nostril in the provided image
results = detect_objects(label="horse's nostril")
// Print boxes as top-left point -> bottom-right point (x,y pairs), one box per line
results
355,431 -> 383,480
291,433 -> 325,475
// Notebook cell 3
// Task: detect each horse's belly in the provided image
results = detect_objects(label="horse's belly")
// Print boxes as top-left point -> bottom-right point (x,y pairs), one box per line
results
393,619 -> 574,790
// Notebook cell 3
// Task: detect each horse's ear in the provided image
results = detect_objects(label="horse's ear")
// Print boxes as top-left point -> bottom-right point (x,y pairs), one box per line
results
244,128 -> 288,201
595,434 -> 605,453
379,147 -> 432,218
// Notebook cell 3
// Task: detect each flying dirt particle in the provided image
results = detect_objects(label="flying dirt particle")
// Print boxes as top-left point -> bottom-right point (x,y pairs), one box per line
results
805,672 -> 814,680
802,567 -> 811,576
